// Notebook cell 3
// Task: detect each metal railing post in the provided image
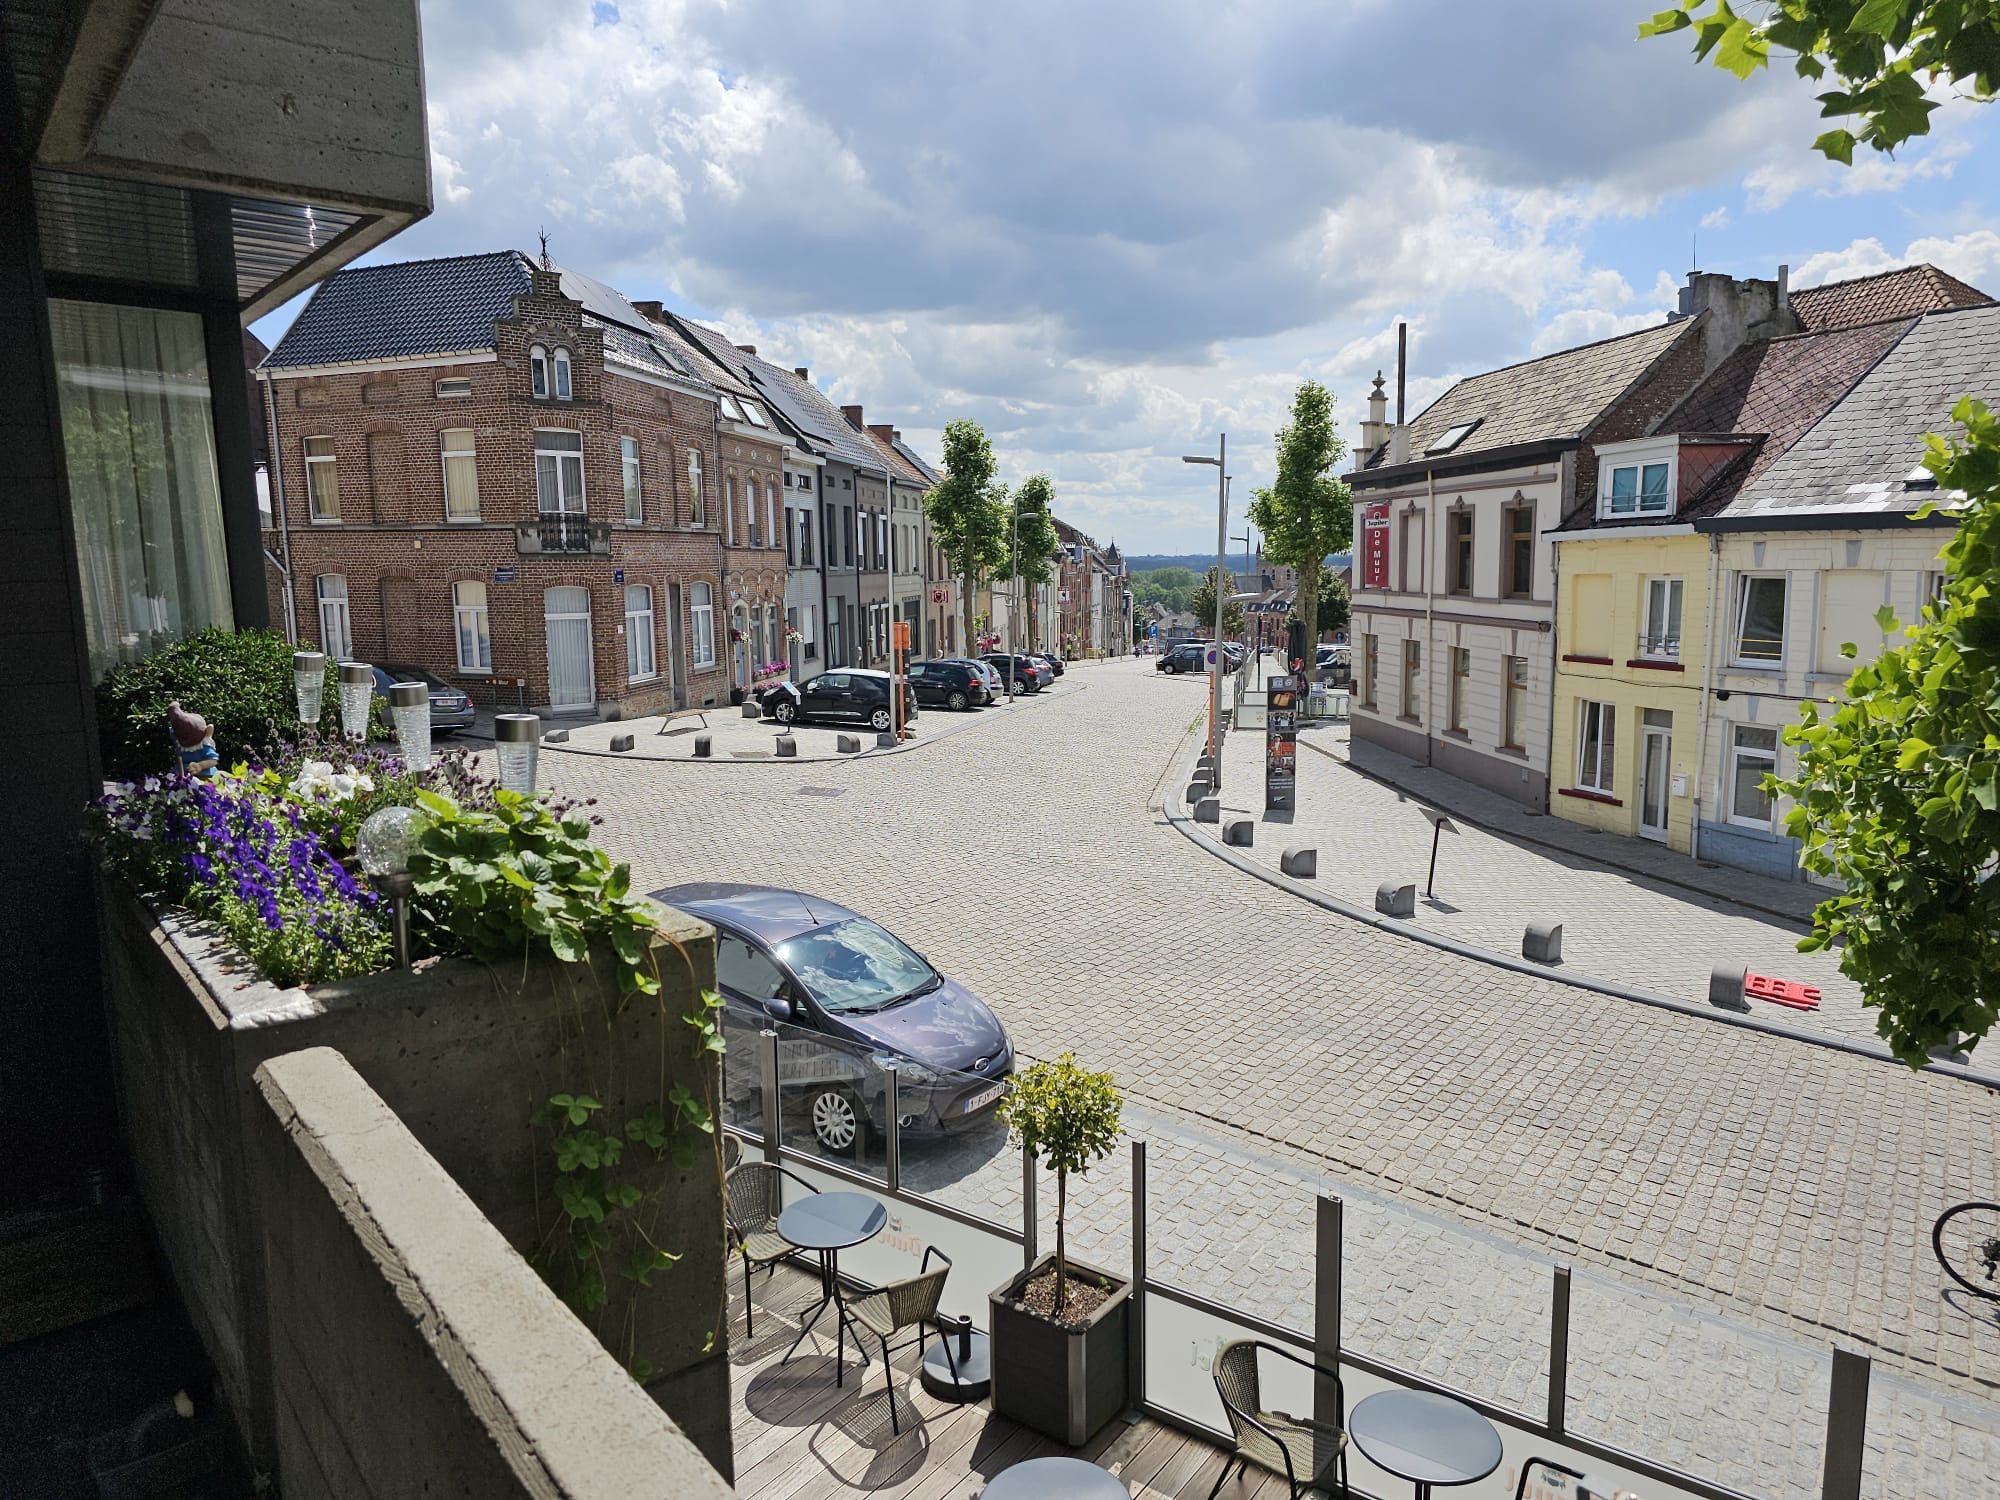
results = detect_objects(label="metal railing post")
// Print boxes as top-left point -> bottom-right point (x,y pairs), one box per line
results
884,1063 -> 902,1194
1129,1139 -> 1147,1415
1314,1194 -> 1342,1431
1549,1264 -> 1571,1435
1022,1150 -> 1039,1269
759,1028 -> 781,1164
1822,1347 -> 1871,1500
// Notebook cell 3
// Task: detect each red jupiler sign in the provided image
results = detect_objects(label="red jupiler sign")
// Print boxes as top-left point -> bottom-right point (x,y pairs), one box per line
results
1361,501 -> 1390,590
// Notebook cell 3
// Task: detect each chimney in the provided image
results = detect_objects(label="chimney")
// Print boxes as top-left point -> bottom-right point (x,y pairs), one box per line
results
1778,262 -> 1790,311
1676,269 -> 1800,374
1359,371 -> 1390,454
794,366 -> 809,380
631,299 -> 665,320
868,423 -> 896,446
1395,322 -> 1408,425
736,343 -> 757,355
891,429 -> 902,444
841,404 -> 865,430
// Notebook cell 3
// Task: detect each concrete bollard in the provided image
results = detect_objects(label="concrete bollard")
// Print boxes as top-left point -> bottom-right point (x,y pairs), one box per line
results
741,701 -> 761,719
609,733 -> 635,753
1194,797 -> 1221,824
692,734 -> 712,758
1187,776 -> 1211,804
837,734 -> 861,754
543,727 -> 571,744
775,735 -> 798,758
1280,847 -> 1317,878
1522,921 -> 1563,965
1222,818 -> 1254,847
1374,882 -> 1416,918
877,731 -> 899,749
1708,963 -> 1749,1012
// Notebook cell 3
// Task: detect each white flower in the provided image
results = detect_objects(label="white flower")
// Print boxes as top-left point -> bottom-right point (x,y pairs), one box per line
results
327,770 -> 373,801
290,759 -> 337,797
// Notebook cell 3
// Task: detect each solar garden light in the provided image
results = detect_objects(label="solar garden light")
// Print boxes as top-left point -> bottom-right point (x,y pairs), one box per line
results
337,661 -> 374,742
494,713 -> 541,794
293,650 -> 326,725
388,680 -> 431,772
357,804 -> 429,969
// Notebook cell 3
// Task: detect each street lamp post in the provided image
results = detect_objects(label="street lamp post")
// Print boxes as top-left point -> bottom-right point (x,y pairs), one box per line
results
1183,437 -> 1227,786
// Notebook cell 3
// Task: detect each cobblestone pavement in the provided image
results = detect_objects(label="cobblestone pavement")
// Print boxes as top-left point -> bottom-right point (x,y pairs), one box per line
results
526,655 -> 2000,1497
1193,713 -> 1881,1049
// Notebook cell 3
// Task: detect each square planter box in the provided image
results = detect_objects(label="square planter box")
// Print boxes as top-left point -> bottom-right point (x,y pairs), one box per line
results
989,1254 -> 1130,1445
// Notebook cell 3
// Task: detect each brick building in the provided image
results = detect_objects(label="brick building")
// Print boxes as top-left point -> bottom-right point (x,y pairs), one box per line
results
261,251 -> 740,718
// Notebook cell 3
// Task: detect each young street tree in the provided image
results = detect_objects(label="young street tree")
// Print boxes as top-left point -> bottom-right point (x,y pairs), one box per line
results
1248,380 -> 1353,660
1775,399 -> 2000,1064
1640,2 -> 1998,159
1003,473 -> 1062,650
924,419 -> 1009,653
1189,566 -> 1245,641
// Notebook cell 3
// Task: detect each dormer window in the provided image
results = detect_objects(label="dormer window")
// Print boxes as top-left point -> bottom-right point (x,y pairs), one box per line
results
529,344 -> 550,398
552,347 -> 572,400
1594,438 -> 1678,521
1608,462 -> 1670,515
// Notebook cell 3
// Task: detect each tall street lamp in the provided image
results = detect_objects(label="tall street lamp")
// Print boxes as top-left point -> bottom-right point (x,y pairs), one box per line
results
1183,438 -> 1227,785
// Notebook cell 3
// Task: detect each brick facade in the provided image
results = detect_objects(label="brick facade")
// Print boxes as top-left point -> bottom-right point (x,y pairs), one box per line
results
263,266 -> 737,717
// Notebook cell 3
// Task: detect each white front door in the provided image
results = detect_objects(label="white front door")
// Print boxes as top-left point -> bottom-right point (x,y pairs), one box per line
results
544,586 -> 595,711
1639,711 -> 1672,842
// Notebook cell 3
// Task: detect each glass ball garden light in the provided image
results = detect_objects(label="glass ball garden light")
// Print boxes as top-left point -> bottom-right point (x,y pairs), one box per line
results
358,804 -> 429,969
293,650 -> 326,725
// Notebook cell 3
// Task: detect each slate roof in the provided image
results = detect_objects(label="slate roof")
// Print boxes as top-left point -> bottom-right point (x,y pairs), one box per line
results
668,319 -> 880,471
892,436 -> 941,485
587,314 -> 703,385
263,250 -> 535,369
1362,319 -> 1694,472
1712,302 -> 2000,523
1788,262 -> 1991,333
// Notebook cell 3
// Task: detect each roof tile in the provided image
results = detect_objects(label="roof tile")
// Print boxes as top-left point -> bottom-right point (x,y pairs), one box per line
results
262,250 -> 534,369
1788,263 -> 1991,333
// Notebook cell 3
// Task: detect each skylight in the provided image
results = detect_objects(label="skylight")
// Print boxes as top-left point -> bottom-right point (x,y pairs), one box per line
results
741,401 -> 769,428
1426,419 -> 1482,455
718,395 -> 744,421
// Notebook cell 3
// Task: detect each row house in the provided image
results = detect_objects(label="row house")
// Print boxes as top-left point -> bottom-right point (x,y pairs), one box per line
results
261,252 -> 734,718
852,413 -> 947,657
1052,519 -> 1132,655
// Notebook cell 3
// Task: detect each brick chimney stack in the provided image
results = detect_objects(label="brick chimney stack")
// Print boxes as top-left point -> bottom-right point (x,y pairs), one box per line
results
736,343 -> 757,355
868,423 -> 896,448
841,404 -> 865,430
795,366 -> 809,380
631,299 -> 665,321
1672,269 -> 1799,374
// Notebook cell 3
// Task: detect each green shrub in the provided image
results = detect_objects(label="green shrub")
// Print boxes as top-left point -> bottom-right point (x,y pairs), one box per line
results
96,627 -> 341,778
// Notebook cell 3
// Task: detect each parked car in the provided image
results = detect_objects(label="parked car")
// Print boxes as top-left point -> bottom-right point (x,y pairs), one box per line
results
1036,651 -> 1065,677
762,669 -> 917,732
906,659 -> 990,711
1027,653 -> 1062,680
1316,645 -> 1352,687
1156,642 -> 1206,674
651,882 -> 1015,1151
982,653 -> 1048,693
370,663 -> 477,735
949,657 -> 1007,702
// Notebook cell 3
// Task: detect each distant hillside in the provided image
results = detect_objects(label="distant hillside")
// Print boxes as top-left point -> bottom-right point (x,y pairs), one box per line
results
1127,553 -> 1351,574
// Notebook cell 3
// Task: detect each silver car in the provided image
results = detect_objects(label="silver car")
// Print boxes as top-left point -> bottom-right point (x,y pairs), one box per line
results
373,663 -> 477,734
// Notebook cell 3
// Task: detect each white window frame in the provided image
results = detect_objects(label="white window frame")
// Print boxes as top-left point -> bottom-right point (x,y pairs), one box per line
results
801,603 -> 817,659
1733,574 -> 1787,666
766,483 -> 778,546
624,583 -> 656,681
747,478 -> 761,547
620,435 -> 642,523
687,449 -> 704,526
529,344 -> 549,399
441,428 -> 479,521
552,346 -> 572,400
1594,436 -> 1678,521
1448,645 -> 1470,732
1576,699 -> 1616,795
725,473 -> 737,545
304,435 -> 340,522
435,377 -> 472,399
453,580 -> 491,672
1400,639 -> 1421,719
1727,723 -> 1780,828
1502,654 -> 1529,749
1640,576 -> 1683,660
689,581 -> 715,667
316,574 -> 352,660
534,429 -> 586,514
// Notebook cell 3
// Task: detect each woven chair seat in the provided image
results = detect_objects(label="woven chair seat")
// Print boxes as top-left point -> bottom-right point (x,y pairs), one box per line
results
741,1229 -> 793,1265
1240,1412 -> 1346,1485
847,1289 -> 898,1339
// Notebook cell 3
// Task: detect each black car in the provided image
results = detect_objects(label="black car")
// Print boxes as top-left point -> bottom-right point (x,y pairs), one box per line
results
651,883 -> 1015,1151
906,659 -> 990,711
1156,642 -> 1206,674
370,663 -> 477,734
982,653 -> 1048,693
1035,651 -> 1065,677
762,669 -> 917,732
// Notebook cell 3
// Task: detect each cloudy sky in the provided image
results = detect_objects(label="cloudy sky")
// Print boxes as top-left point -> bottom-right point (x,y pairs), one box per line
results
257,0 -> 2000,554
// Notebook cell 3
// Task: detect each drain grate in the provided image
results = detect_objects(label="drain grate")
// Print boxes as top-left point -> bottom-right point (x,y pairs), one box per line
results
799,786 -> 846,798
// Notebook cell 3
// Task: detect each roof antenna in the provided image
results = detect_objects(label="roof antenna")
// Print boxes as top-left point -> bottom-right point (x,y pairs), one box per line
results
1691,230 -> 1698,276
538,227 -> 553,270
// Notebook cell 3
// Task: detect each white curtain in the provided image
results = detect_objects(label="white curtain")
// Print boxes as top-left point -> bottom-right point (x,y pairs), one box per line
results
50,300 -> 231,680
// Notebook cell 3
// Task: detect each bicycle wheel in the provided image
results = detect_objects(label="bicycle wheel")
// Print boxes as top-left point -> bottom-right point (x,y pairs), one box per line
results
1933,1201 -> 2000,1298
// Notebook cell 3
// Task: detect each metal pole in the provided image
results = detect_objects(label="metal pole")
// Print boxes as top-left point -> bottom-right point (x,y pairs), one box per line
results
1822,1347 -> 1871,1500
1549,1264 -> 1571,1435
1427,821 -> 1443,899
1211,433 -> 1228,786
1129,1139 -> 1147,1415
1314,1194 -> 1342,1430
1022,1150 -> 1039,1269
884,1063 -> 901,1194
887,474 -> 897,742
759,1028 -> 781,1164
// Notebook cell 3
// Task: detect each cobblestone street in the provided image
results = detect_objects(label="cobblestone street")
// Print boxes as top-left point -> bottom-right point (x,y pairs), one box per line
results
534,656 -> 2000,1498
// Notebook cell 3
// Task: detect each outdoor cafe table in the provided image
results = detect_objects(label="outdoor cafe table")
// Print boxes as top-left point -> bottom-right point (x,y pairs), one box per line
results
981,1455 -> 1129,1500
777,1189 -> 887,1384
1347,1389 -> 1503,1500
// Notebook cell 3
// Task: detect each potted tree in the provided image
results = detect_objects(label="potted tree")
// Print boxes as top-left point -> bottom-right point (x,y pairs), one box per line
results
988,1054 -> 1128,1444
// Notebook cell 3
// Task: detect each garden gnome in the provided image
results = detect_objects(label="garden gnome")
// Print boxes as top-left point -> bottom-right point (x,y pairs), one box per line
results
167,701 -> 219,780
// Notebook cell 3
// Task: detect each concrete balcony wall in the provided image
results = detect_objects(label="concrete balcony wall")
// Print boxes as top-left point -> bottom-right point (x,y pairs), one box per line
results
98,884 -> 733,1484
252,1046 -> 731,1500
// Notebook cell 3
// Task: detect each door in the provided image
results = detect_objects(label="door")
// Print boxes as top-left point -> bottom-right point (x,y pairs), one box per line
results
1639,710 -> 1672,842
665,583 -> 686,709
543,586 -> 595,711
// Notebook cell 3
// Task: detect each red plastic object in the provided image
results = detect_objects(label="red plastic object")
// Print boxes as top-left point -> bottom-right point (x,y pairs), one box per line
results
1745,972 -> 1821,1010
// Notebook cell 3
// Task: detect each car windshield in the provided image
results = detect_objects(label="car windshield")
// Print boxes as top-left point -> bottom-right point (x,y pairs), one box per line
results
777,919 -> 939,1013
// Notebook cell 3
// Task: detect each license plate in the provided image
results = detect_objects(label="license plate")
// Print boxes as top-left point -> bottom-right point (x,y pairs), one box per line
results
962,1083 -> 1006,1114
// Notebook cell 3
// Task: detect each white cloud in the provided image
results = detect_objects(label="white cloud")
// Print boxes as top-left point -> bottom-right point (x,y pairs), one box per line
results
1792,230 -> 2000,291
1699,205 -> 1731,230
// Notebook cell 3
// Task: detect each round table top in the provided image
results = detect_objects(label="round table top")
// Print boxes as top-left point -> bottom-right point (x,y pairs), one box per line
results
1347,1390 -> 1503,1489
776,1190 -> 887,1252
981,1455 -> 1129,1500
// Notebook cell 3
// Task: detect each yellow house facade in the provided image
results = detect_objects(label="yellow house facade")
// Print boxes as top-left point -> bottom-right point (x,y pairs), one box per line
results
1549,525 -> 1710,851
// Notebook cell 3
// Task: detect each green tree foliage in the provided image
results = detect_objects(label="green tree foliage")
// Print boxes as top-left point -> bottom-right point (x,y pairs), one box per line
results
998,1054 -> 1122,1321
1775,398 -> 2000,1064
1130,567 -> 1198,615
1640,2 -> 1998,158
1318,571 -> 1352,637
924,419 -> 1009,651
1189,566 -> 1245,640
1248,381 -> 1353,649
1003,473 -> 1063,648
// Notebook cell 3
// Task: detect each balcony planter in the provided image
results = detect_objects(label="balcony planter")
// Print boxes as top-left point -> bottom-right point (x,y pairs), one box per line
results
988,1254 -> 1131,1445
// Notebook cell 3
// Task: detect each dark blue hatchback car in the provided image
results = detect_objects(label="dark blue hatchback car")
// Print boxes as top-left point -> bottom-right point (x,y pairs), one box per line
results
650,882 -> 1014,1152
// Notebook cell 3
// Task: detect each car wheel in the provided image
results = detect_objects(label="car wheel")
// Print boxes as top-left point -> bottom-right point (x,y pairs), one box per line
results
870,706 -> 893,732
772,700 -> 796,725
948,690 -> 968,711
809,1087 -> 864,1152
